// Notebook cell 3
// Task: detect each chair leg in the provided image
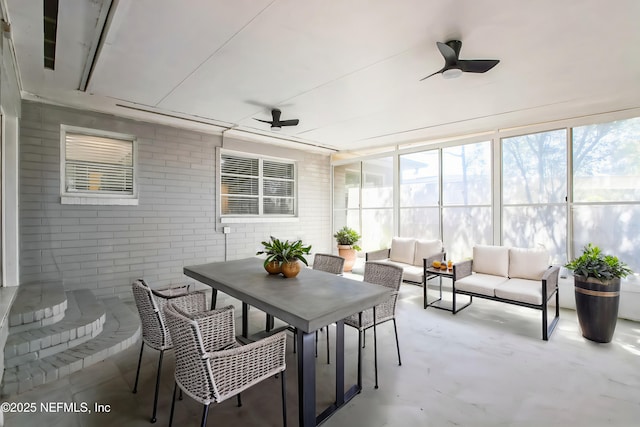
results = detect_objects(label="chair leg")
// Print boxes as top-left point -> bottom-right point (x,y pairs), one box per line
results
393,318 -> 402,366
237,393 -> 242,407
373,306 -> 378,389
169,382 -> 178,427
281,369 -> 287,427
150,349 -> 165,423
132,341 -> 144,393
201,404 -> 210,427
315,330 -> 318,358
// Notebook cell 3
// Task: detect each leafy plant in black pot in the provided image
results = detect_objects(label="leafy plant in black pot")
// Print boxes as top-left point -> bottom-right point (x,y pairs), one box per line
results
565,243 -> 632,343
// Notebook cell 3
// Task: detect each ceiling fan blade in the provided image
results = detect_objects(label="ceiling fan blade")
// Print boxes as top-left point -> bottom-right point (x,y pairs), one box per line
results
255,108 -> 298,128
459,59 -> 500,73
436,41 -> 458,64
419,68 -> 444,81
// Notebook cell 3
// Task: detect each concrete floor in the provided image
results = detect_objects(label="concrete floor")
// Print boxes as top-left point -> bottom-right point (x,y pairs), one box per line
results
3,283 -> 639,427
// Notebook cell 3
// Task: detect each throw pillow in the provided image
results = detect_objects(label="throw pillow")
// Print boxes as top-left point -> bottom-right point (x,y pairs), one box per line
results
473,245 -> 509,277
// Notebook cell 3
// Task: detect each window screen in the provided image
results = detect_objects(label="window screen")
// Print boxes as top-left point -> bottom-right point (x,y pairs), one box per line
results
63,129 -> 135,196
221,153 -> 296,216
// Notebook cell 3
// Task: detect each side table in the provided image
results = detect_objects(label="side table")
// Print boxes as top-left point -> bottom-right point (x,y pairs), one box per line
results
423,260 -> 454,311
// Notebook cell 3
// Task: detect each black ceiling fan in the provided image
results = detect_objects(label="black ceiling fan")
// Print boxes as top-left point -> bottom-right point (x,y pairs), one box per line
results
420,40 -> 500,81
254,109 -> 299,130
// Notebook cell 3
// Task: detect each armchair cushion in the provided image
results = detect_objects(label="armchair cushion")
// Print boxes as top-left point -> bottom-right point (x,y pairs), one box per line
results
413,239 -> 443,266
473,245 -> 509,277
509,247 -> 550,280
389,237 -> 415,265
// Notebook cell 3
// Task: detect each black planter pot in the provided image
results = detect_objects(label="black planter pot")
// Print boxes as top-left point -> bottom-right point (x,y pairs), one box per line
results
574,275 -> 620,343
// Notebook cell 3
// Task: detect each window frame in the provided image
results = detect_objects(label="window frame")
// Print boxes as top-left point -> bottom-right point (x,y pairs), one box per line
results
219,149 -> 298,221
59,125 -> 138,205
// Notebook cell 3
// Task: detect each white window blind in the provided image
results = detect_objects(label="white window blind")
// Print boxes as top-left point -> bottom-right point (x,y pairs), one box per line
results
61,126 -> 137,205
221,153 -> 296,216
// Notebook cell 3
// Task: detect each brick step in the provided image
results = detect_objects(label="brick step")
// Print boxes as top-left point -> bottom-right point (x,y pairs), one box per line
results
4,290 -> 106,368
8,281 -> 67,333
1,296 -> 140,397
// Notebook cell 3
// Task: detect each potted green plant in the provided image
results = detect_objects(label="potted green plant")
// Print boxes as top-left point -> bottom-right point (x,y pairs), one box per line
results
256,236 -> 285,274
256,236 -> 312,278
333,226 -> 361,272
565,243 -> 632,343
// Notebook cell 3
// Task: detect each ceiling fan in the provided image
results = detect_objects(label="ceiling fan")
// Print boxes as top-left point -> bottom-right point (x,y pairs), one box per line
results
254,109 -> 299,130
420,40 -> 500,81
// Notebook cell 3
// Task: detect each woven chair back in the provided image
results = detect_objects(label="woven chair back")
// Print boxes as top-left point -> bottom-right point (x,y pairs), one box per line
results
313,253 -> 345,275
171,304 -> 236,354
164,303 -> 216,405
132,279 -> 171,350
363,261 -> 403,325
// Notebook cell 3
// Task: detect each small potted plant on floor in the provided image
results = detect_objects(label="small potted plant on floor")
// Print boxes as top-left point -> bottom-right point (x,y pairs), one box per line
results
333,226 -> 361,272
565,243 -> 632,343
257,236 -> 312,278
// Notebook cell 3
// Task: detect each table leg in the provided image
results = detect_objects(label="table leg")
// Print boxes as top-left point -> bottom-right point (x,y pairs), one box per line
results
242,302 -> 249,338
297,330 -> 316,427
334,320 -> 345,405
265,314 -> 274,332
357,312 -> 363,389
423,275 -> 427,309
317,319 -> 358,425
210,289 -> 218,310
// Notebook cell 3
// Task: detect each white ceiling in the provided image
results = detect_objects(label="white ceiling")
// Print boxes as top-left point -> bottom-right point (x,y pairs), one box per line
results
4,0 -> 640,153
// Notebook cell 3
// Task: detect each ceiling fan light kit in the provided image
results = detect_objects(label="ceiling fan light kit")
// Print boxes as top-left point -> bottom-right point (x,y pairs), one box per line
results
442,68 -> 463,79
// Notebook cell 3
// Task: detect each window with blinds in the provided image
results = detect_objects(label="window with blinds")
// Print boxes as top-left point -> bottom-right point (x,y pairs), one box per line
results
220,153 -> 296,216
61,126 -> 136,203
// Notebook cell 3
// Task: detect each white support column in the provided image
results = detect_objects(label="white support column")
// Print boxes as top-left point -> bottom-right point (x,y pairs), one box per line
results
491,134 -> 502,245
2,113 -> 19,287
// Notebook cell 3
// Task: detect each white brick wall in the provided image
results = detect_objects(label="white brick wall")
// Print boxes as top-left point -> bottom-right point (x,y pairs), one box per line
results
20,102 -> 332,299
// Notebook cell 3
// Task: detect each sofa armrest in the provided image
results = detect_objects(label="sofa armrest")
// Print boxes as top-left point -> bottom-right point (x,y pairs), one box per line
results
453,259 -> 473,282
541,265 -> 560,299
366,248 -> 390,261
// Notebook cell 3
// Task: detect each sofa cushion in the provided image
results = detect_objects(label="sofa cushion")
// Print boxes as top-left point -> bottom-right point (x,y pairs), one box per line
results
373,259 -> 423,283
509,247 -> 550,280
389,237 -> 416,265
473,245 -> 509,277
413,239 -> 443,266
401,265 -> 424,283
494,278 -> 544,305
455,273 -> 509,297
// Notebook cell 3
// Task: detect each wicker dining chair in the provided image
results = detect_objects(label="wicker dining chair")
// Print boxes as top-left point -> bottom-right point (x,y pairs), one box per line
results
164,303 -> 288,427
344,261 -> 403,389
312,253 -> 345,363
131,279 -> 207,423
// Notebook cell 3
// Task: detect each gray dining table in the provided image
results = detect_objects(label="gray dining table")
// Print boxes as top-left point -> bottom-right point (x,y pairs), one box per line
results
183,257 -> 391,427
